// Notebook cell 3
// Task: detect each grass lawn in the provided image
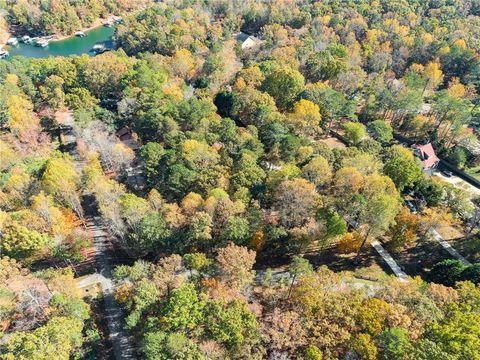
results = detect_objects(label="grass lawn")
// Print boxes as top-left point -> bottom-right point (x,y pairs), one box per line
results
464,166 -> 480,181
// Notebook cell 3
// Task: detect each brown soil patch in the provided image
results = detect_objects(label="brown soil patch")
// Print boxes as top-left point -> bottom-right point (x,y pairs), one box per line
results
318,137 -> 346,149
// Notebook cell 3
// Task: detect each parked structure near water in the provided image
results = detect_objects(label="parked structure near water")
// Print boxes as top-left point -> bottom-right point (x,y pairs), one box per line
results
35,39 -> 49,47
92,43 -> 107,54
6,37 -> 18,46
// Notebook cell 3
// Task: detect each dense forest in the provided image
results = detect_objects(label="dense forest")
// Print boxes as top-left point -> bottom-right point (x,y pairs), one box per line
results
6,0 -> 152,35
1,0 -> 480,359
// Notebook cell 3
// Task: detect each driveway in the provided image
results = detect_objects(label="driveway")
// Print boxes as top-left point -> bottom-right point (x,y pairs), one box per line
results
433,169 -> 480,199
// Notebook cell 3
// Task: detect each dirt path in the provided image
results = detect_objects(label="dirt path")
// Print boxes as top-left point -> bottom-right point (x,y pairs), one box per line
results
83,203 -> 137,359
60,111 -> 137,359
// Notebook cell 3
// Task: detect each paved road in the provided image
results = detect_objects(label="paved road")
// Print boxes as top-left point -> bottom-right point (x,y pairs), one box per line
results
433,169 -> 480,199
371,241 -> 408,281
60,111 -> 137,359
429,228 -> 471,266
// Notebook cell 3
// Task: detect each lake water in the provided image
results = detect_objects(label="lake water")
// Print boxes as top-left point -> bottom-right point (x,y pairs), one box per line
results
5,25 -> 115,58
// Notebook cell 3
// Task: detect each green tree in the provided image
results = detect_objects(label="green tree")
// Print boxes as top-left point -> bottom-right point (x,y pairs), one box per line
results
411,339 -> 456,360
448,147 -> 467,169
42,153 -> 82,218
231,152 -> 266,190
0,316 -> 83,360
300,85 -> 356,132
379,328 -> 412,360
39,75 -> 65,110
461,263 -> 480,284
426,282 -> 480,360
343,121 -> 367,145
161,283 -> 205,333
351,333 -> 378,360
416,176 -> 445,206
302,156 -> 332,187
127,213 -> 171,256
325,210 -> 347,238
367,120 -> 393,144
305,43 -> 348,82
141,331 -> 205,360
65,87 -> 97,111
384,145 -> 422,191
204,299 -> 260,352
261,66 -> 305,110
231,86 -> 277,125
119,193 -> 150,229
287,256 -> 313,299
304,345 -> 323,360
139,142 -> 165,186
1,223 -> 50,259
356,192 -> 399,259
429,259 -> 467,287
125,279 -> 160,329
183,253 -> 212,279
222,216 -> 251,246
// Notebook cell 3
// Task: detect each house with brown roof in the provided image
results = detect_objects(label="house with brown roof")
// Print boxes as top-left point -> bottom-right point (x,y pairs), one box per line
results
115,127 -> 141,151
412,143 -> 440,174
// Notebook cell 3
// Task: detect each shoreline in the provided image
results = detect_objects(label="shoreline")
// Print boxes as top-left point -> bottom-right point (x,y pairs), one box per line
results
1,6 -> 149,49
50,19 -> 105,43
2,16 -> 116,48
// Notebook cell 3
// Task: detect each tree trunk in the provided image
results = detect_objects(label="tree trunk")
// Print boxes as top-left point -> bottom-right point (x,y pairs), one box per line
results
326,116 -> 334,135
430,113 -> 448,140
286,273 -> 297,301
422,81 -> 428,97
353,229 -> 371,265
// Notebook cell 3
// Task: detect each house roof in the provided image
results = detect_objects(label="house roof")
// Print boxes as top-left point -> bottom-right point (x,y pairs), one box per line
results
115,127 -> 131,137
235,32 -> 251,42
234,32 -> 260,49
115,127 -> 141,150
412,143 -> 440,168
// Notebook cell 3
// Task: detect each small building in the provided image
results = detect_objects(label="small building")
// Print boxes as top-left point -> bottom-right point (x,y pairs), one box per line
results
92,43 -> 106,54
235,32 -> 260,50
412,143 -> 440,174
6,37 -> 18,46
35,39 -> 49,47
115,127 -> 141,151
0,49 -> 9,59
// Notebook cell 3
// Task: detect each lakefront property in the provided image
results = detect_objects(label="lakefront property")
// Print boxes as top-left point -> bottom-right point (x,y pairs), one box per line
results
0,1 -> 480,359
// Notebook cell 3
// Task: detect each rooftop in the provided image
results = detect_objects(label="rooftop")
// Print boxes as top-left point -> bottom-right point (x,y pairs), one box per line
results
412,143 -> 440,169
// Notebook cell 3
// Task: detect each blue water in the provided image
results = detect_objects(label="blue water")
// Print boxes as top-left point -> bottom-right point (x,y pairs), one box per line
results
5,25 -> 115,58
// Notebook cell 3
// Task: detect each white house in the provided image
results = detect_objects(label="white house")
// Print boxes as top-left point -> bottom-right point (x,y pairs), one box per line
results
235,32 -> 260,50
